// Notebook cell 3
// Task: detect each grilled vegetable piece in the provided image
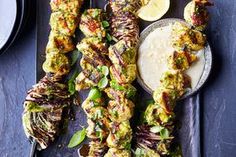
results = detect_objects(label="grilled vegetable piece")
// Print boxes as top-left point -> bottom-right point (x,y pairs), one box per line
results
107,121 -> 132,149
109,0 -> 141,13
107,97 -> 135,123
110,64 -> 137,84
43,52 -> 70,76
184,0 -> 213,31
110,12 -> 139,46
80,9 -> 106,38
109,40 -> 136,66
135,125 -> 173,156
89,140 -> 108,157
46,31 -> 74,54
50,0 -> 82,15
172,22 -> 206,51
50,11 -> 78,36
104,148 -> 131,157
168,51 -> 198,71
22,76 -> 70,149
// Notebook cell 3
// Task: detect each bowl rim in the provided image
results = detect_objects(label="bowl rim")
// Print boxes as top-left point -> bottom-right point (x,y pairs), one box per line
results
137,18 -> 212,99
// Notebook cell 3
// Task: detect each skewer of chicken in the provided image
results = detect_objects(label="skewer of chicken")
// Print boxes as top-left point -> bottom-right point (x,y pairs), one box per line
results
135,2 -> 212,155
75,9 -> 111,156
103,1 -> 141,156
22,0 -> 83,149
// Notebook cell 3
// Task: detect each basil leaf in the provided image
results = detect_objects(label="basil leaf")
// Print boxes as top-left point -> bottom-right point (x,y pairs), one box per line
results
88,88 -> 102,100
70,50 -> 80,66
101,66 -> 109,76
160,128 -> 170,139
68,128 -> 86,148
150,126 -> 163,133
102,21 -> 109,28
98,77 -> 108,89
68,70 -> 79,95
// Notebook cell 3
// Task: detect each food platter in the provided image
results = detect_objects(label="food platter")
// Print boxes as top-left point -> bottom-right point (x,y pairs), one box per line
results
137,18 -> 212,99
29,0 -> 211,156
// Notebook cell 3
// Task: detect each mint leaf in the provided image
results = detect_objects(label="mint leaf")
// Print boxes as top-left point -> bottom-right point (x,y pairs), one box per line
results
68,70 -> 79,95
98,77 -> 108,89
101,66 -> 109,76
88,88 -> 102,100
70,50 -> 80,66
150,126 -> 164,133
106,33 -> 112,42
160,128 -> 170,139
68,128 -> 86,148
102,21 -> 109,28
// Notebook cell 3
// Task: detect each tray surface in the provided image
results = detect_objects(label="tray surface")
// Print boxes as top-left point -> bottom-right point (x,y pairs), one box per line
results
36,1 -> 201,157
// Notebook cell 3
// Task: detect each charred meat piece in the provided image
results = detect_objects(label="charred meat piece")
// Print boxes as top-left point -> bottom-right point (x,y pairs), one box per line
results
77,37 -> 110,66
105,80 -> 136,100
110,12 -> 139,46
46,31 -> 74,54
160,71 -> 191,97
43,52 -> 70,76
88,140 -> 108,157
144,103 -> 174,126
110,64 -> 136,84
104,148 -> 131,157
172,22 -> 206,51
106,121 -> 132,149
50,0 -> 83,15
50,11 -> 78,36
109,0 -> 141,13
168,50 -> 198,71
87,118 -> 110,141
184,0 -> 213,31
22,76 -> 70,149
109,40 -> 136,66
107,97 -> 135,123
80,9 -> 106,38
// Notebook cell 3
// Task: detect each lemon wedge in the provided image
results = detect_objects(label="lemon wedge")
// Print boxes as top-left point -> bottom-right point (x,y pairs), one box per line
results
138,0 -> 170,21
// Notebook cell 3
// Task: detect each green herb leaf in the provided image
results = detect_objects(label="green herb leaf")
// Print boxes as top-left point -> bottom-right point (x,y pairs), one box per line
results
101,66 -> 109,76
98,77 -> 108,89
150,126 -> 164,133
88,88 -> 102,100
110,80 -> 125,91
70,50 -> 81,66
102,21 -> 110,28
68,70 -> 79,95
135,148 -> 146,156
68,128 -> 86,148
106,33 -> 112,42
146,99 -> 155,105
92,9 -> 99,18
160,128 -> 170,139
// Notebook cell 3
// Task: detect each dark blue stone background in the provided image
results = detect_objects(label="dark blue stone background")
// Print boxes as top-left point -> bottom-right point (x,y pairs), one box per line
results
0,0 -> 235,157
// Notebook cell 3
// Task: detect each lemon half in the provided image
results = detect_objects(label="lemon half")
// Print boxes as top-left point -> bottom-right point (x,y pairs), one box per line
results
138,0 -> 170,21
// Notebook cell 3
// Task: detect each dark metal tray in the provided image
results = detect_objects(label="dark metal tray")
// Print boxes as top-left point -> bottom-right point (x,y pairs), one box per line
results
35,0 -> 201,157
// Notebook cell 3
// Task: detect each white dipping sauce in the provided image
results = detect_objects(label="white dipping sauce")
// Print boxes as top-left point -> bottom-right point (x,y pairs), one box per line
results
138,25 -> 205,91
